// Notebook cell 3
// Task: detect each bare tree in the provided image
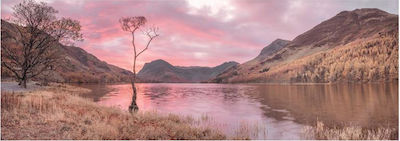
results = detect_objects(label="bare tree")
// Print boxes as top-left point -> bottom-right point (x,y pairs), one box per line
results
1,0 -> 83,88
119,16 -> 159,112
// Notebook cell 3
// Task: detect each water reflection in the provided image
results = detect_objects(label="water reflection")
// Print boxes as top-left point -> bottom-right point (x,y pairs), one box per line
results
81,82 -> 398,139
248,83 -> 398,128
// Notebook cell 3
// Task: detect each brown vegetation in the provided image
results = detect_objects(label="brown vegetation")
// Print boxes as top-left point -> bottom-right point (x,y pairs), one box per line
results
1,0 -> 82,88
1,84 -> 226,140
268,34 -> 398,83
214,32 -> 398,83
303,121 -> 397,140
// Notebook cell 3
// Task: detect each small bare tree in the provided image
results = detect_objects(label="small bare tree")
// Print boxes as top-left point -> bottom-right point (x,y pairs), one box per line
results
1,0 -> 82,88
119,17 -> 159,112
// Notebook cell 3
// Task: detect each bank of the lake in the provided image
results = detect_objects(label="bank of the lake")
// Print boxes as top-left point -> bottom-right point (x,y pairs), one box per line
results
80,82 -> 399,140
1,83 -> 227,140
1,82 -> 397,140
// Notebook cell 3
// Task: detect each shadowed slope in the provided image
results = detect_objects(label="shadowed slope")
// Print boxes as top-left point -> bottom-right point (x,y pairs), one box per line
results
137,59 -> 238,82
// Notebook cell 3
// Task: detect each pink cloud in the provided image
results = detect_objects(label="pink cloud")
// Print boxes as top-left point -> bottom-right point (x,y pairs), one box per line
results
2,0 -> 398,71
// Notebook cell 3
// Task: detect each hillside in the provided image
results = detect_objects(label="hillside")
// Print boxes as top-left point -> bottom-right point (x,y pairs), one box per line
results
137,59 -> 238,82
212,8 -> 398,83
1,20 -> 132,83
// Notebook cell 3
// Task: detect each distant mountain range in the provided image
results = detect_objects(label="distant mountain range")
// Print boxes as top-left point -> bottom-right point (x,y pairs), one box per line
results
137,59 -> 238,82
1,19 -> 238,83
1,20 -> 132,83
212,8 -> 398,83
2,8 -> 397,84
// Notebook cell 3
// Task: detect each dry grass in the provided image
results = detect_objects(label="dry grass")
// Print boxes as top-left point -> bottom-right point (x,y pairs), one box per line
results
185,113 -> 267,139
232,121 -> 267,139
1,84 -> 226,140
303,121 -> 398,140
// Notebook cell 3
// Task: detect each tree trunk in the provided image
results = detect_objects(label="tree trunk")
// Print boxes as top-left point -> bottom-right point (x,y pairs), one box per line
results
129,74 -> 139,113
22,78 -> 27,88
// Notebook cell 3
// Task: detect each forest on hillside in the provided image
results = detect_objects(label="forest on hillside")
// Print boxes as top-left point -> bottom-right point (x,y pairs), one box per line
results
265,33 -> 398,83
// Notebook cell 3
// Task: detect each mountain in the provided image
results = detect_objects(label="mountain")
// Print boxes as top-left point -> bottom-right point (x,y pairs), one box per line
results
257,39 -> 290,59
137,59 -> 238,82
1,20 -> 133,83
54,45 -> 133,83
212,8 -> 398,83
243,38 -> 291,71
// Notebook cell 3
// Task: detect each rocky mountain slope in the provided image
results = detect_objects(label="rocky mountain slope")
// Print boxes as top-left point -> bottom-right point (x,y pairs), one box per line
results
137,59 -> 238,82
212,8 -> 398,83
1,20 -> 132,83
257,39 -> 290,60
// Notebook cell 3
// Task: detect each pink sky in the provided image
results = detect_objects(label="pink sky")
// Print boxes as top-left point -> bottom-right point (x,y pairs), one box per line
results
1,0 -> 398,71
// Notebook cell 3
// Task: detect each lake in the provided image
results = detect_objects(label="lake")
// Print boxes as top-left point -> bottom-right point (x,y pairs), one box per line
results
78,82 -> 398,139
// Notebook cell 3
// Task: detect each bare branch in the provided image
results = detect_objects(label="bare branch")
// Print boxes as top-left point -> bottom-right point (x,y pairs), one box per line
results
1,0 -> 82,88
136,26 -> 159,57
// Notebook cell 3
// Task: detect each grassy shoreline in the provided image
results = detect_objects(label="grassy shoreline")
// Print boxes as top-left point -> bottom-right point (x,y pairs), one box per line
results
1,83 -> 397,140
1,83 -> 226,140
303,121 -> 398,140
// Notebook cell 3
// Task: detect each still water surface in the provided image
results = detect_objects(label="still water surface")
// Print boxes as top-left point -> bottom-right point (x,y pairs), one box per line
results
79,83 -> 398,139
